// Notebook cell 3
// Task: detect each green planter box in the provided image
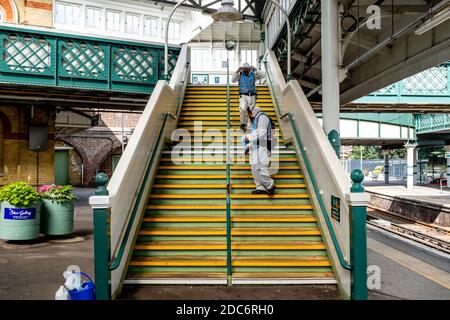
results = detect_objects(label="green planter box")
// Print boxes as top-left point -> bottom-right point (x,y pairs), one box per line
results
0,201 -> 42,240
40,200 -> 74,236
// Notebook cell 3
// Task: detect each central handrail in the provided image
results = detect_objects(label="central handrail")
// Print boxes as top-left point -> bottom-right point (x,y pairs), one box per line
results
225,55 -> 232,285
264,61 -> 351,271
109,62 -> 190,271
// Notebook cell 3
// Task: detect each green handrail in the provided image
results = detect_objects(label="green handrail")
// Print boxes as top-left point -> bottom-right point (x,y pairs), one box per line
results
109,62 -> 190,271
225,54 -> 232,285
109,111 -> 174,271
264,61 -> 351,271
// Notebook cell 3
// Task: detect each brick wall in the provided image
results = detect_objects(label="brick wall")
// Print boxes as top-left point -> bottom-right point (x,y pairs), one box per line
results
58,112 -> 141,187
0,106 -> 55,187
8,0 -> 53,27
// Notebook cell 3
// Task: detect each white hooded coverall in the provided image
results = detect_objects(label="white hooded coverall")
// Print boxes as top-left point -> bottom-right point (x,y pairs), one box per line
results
246,107 -> 275,191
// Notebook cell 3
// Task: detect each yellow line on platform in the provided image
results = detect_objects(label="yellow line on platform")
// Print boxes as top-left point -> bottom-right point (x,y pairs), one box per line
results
368,238 -> 450,290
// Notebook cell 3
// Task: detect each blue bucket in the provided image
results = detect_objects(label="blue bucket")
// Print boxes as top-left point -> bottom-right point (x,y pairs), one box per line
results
68,272 -> 95,300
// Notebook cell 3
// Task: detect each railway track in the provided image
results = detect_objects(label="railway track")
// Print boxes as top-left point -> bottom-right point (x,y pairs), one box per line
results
366,207 -> 450,254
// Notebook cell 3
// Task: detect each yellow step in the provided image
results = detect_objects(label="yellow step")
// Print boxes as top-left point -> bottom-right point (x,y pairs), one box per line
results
157,166 -> 300,170
232,272 -> 334,279
129,256 -> 225,267
134,240 -> 325,250
139,227 -> 319,236
232,228 -> 320,236
155,174 -> 304,179
127,272 -> 227,279
232,241 -> 325,250
183,99 -> 273,103
232,256 -> 331,267
147,204 -> 314,210
152,183 -> 307,189
140,228 -> 226,236
143,215 -> 316,223
129,256 -> 329,267
158,157 -> 296,162
180,112 -> 277,116
149,194 -> 308,199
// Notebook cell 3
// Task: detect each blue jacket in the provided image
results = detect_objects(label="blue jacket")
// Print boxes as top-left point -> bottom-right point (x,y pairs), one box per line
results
238,71 -> 256,95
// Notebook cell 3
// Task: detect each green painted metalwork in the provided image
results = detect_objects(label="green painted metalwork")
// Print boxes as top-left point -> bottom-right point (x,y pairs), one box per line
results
225,52 -> 232,285
415,114 -> 450,134
328,129 -> 341,158
0,25 -> 180,93
356,63 -> 450,104
349,169 -> 368,300
93,173 -> 111,300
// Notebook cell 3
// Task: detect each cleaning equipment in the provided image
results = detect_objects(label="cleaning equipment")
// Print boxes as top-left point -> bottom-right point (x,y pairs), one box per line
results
66,272 -> 95,300
55,286 -> 69,300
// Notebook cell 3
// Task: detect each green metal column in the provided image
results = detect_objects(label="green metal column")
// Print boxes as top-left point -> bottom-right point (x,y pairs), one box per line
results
93,172 -> 111,300
349,169 -> 368,300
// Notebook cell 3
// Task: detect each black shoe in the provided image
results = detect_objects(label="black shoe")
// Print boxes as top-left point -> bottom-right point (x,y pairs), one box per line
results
252,189 -> 268,195
267,185 -> 276,195
240,124 -> 246,132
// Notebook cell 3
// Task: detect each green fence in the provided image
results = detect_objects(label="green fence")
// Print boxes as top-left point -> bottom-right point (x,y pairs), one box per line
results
415,114 -> 450,134
0,25 -> 180,93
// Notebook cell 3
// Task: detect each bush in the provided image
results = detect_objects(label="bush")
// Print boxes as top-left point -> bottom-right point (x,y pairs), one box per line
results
39,185 -> 78,203
0,182 -> 42,207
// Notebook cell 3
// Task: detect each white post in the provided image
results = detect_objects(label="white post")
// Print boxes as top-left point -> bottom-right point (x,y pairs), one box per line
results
445,145 -> 450,188
321,0 -> 340,136
383,150 -> 389,184
164,0 -> 188,80
405,143 -> 418,190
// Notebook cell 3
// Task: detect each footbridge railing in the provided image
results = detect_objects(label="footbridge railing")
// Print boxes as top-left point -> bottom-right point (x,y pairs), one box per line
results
0,24 -> 180,93
89,44 -> 190,299
263,49 -> 369,300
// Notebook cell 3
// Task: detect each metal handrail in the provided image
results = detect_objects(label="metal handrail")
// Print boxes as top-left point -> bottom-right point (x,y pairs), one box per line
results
264,62 -> 351,271
109,62 -> 190,271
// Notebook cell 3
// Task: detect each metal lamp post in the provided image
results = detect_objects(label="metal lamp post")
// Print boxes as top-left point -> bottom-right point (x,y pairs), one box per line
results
269,0 -> 292,80
164,0 -> 189,81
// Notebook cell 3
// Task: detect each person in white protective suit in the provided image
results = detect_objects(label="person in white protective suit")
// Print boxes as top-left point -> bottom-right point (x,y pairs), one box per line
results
231,62 -> 266,132
243,105 -> 276,195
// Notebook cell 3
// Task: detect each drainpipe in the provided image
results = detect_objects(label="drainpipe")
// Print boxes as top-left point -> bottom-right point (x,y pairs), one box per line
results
321,0 -> 341,157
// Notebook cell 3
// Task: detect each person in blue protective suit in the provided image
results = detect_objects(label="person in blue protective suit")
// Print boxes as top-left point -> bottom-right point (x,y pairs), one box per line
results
232,62 -> 265,132
243,105 -> 276,195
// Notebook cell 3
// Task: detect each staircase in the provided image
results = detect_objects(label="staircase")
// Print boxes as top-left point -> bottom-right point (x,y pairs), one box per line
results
125,85 -> 336,285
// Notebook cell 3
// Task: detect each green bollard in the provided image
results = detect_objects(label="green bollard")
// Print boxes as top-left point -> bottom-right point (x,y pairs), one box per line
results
349,169 -> 368,300
92,172 -> 111,300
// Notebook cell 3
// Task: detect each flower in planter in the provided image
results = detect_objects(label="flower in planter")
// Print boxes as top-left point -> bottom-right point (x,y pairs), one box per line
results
39,185 -> 79,203
0,182 -> 42,207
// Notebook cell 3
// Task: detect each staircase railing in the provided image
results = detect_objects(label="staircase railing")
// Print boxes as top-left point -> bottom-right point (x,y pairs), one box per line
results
263,49 -> 369,300
89,44 -> 190,299
225,56 -> 233,285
